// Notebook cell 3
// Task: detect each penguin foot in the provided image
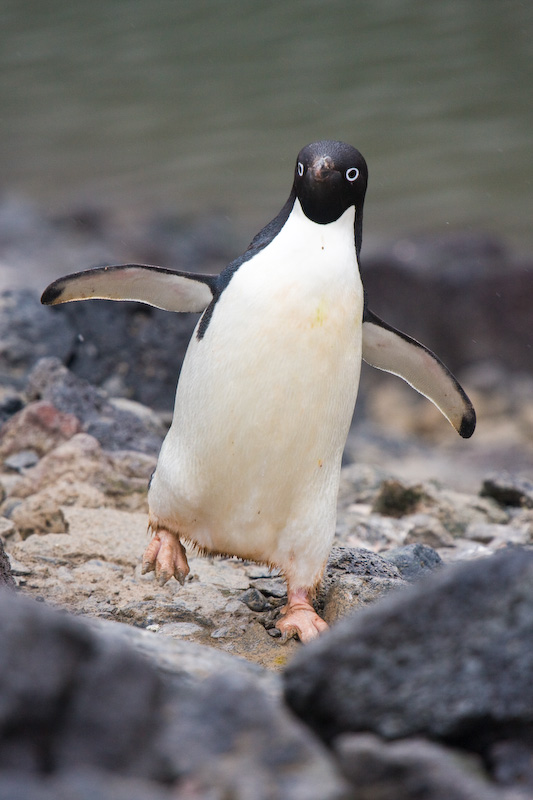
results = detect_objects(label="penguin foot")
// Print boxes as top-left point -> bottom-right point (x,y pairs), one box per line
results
276,589 -> 328,644
142,529 -> 190,586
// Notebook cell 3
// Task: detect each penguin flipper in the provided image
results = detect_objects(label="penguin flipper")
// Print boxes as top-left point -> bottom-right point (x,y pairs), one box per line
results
41,264 -> 216,313
362,308 -> 476,438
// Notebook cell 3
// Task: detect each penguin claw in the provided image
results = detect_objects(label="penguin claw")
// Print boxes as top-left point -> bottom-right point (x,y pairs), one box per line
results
142,529 -> 190,587
275,596 -> 329,644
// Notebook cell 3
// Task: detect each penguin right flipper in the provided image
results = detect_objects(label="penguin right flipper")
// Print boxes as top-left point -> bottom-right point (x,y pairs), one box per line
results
41,264 -> 216,313
362,307 -> 476,438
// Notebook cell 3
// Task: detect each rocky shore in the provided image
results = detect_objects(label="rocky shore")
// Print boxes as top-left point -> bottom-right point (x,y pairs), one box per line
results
1,200 -> 532,798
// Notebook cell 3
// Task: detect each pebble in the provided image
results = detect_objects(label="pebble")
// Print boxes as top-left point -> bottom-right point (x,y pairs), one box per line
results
3,449 -> 40,472
241,587 -> 269,611
250,578 -> 287,598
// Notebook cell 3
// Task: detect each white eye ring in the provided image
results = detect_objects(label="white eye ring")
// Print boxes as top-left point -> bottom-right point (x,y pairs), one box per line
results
297,161 -> 304,177
346,167 -> 359,182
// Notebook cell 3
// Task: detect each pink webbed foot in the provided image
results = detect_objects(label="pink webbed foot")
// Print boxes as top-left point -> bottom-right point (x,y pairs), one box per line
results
276,588 -> 329,644
141,529 -> 190,586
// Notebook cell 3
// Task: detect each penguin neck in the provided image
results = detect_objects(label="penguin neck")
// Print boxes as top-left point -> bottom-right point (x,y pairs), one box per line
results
252,199 -> 360,293
285,199 -> 358,256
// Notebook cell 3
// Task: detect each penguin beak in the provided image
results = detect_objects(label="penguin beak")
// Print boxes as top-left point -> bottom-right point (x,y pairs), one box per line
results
312,156 -> 335,181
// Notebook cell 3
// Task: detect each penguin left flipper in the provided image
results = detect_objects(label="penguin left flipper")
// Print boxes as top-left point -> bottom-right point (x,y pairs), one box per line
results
362,307 -> 476,438
41,264 -> 216,313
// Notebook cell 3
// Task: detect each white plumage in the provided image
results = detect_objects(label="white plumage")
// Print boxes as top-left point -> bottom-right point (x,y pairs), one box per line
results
148,201 -> 363,591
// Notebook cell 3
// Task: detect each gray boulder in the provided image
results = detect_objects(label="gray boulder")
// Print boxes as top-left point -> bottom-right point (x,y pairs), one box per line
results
284,549 -> 533,792
334,734 -> 501,800
0,589 -> 346,799
0,290 -> 73,387
361,233 -> 533,372
24,357 -> 166,454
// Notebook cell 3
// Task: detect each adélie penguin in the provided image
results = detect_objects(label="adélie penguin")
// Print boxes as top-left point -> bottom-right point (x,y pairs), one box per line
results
41,140 -> 476,642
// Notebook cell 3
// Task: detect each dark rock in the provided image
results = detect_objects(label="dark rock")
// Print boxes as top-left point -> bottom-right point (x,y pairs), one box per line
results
0,771 -> 177,800
26,358 -> 107,422
25,358 -> 166,454
0,196 -> 237,410
481,473 -> 533,509
0,290 -> 74,386
240,587 -> 269,611
51,299 -> 198,410
0,393 -> 23,423
372,479 -> 431,517
157,671 -> 347,799
361,233 -> 533,372
0,285 -> 193,412
489,738 -> 533,788
324,546 -> 402,581
334,734 -> 500,800
382,543 -> 443,581
0,589 -> 166,778
319,546 -> 408,624
0,590 -> 346,799
0,540 -> 15,588
284,549 -> 533,791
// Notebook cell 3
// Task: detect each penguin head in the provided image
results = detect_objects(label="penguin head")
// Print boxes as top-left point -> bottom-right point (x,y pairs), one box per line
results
293,140 -> 368,226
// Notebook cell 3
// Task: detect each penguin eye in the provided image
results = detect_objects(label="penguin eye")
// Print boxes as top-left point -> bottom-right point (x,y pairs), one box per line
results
346,167 -> 359,182
297,162 -> 304,177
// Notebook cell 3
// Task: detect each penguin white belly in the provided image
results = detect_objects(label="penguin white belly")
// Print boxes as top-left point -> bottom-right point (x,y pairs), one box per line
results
148,202 -> 363,588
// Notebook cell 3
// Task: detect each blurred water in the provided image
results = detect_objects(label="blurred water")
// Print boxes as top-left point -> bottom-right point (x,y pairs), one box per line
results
1,0 -> 532,258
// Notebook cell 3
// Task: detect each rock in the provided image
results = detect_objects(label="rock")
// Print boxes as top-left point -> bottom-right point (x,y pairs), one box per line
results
0,589 -> 346,799
337,462 -> 393,505
0,588 -> 166,778
240,587 -> 269,611
481,473 -> 533,509
318,546 -> 408,625
0,516 -> 16,539
0,400 -> 82,461
88,618 -> 279,692
0,772 -> 176,800
404,513 -> 455,548
0,392 -> 24,425
372,479 -> 431,517
156,670 -> 347,800
25,358 -> 167,454
3,449 -> 40,472
50,299 -> 198,411
6,433 -> 155,512
381,543 -> 443,581
464,522 -> 531,548
0,538 -> 15,588
334,734 -> 500,800
360,233 -> 533,372
429,488 -> 509,535
339,511 -> 408,551
4,506 -> 301,669
0,290 -> 74,386
284,549 -> 533,793
250,577 -> 287,598
10,494 -> 69,537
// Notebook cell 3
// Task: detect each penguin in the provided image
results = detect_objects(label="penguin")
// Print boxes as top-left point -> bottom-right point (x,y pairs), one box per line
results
41,140 -> 476,643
